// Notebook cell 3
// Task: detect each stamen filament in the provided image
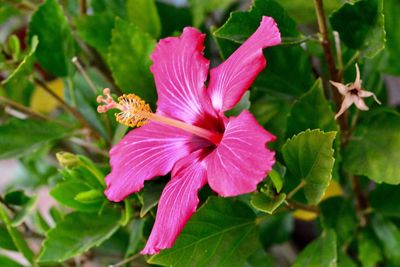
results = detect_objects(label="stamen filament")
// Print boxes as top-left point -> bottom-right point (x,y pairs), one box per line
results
96,89 -> 221,144
149,113 -> 221,144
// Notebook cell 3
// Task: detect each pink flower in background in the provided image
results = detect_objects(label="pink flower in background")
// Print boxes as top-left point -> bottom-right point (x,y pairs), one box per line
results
330,64 -> 381,119
97,16 -> 281,254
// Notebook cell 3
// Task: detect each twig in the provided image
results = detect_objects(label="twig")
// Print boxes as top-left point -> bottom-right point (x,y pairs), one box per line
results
33,78 -> 100,138
351,176 -> 368,226
72,57 -> 97,94
314,0 -> 348,130
0,196 -> 16,213
69,137 -> 108,157
109,253 -> 141,267
287,180 -> 306,200
79,0 -> 87,15
286,199 -> 320,214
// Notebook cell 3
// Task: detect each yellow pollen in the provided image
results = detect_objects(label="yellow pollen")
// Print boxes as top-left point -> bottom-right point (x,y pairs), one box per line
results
96,88 -> 151,128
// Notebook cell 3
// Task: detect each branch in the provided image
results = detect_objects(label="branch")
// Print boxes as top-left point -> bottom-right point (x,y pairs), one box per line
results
314,0 -> 348,130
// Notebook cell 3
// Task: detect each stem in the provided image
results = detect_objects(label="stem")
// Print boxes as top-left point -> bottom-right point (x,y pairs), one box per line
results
0,196 -> 16,213
79,0 -> 87,15
72,57 -> 97,94
287,180 -> 306,199
34,78 -> 100,138
314,0 -> 348,130
109,253 -> 141,267
351,175 -> 368,226
286,199 -> 320,214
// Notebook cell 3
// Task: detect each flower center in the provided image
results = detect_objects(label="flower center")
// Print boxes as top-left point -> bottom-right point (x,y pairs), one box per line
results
97,88 -> 221,144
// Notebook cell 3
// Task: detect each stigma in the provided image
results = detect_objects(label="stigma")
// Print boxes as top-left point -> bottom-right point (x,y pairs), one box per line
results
97,88 -> 151,127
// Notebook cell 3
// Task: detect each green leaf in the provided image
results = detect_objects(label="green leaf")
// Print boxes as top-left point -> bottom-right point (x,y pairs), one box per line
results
344,111 -> 400,185
380,0 -> 400,75
286,79 -> 338,138
156,2 -> 192,37
214,0 -> 300,44
0,205 -> 34,263
370,184 -> 400,217
149,197 -> 258,267
126,219 -> 145,255
50,180 -> 103,212
282,130 -> 337,204
251,192 -> 286,214
74,189 -> 104,204
108,18 -> 156,103
371,214 -> 400,264
292,229 -> 337,267
268,164 -> 285,193
127,0 -> 161,37
0,225 -> 17,250
140,182 -> 164,218
320,197 -> 357,246
28,0 -> 75,77
0,255 -> 23,267
330,0 -> 385,58
259,212 -> 294,248
246,249 -> 275,267
189,0 -> 236,27
3,190 -> 30,206
37,208 -> 120,263
11,196 -> 37,227
0,119 -> 70,160
2,36 -> 38,85
75,14 -> 114,58
358,228 -> 383,267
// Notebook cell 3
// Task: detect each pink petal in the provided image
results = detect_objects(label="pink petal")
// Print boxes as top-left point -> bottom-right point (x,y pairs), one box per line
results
330,80 -> 348,95
354,64 -> 362,89
354,96 -> 369,111
335,94 -> 356,120
207,16 -> 281,112
150,27 -> 216,124
359,90 -> 382,104
105,122 -> 205,202
205,110 -> 276,197
141,151 -> 207,254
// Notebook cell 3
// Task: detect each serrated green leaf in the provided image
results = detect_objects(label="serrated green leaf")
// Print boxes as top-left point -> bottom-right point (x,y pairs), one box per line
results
75,14 -> 114,58
293,229 -> 337,267
0,205 -> 34,263
370,184 -> 400,217
127,0 -> 161,37
344,111 -> 400,185
37,208 -> 120,263
358,227 -> 383,267
0,119 -> 70,160
108,18 -> 156,103
380,0 -> 400,75
149,197 -> 258,267
282,130 -> 337,204
320,197 -> 357,247
286,79 -> 338,138
2,36 -> 38,85
371,214 -> 400,264
28,0 -> 74,77
330,0 -> 385,58
251,192 -> 286,214
50,181 -> 103,212
214,0 -> 300,44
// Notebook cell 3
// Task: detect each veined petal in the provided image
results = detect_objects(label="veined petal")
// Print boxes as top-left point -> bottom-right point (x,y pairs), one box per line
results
105,122 -> 204,202
207,16 -> 281,112
141,151 -> 207,254
205,110 -> 275,197
150,27 -> 215,124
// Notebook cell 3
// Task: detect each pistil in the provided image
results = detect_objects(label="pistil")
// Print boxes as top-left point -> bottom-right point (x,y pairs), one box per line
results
97,88 -> 221,144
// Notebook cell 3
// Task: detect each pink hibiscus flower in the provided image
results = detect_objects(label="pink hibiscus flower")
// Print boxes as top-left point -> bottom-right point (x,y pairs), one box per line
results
97,16 -> 281,254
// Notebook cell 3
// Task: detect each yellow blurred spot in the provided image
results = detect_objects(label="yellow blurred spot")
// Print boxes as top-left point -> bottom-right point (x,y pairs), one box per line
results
30,79 -> 64,113
293,180 -> 343,221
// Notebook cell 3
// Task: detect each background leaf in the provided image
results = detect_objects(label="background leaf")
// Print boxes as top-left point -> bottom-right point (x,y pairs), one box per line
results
149,197 -> 258,267
28,0 -> 75,77
344,110 -> 400,185
126,0 -> 161,38
37,208 -> 120,263
282,129 -> 337,204
108,18 -> 156,103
